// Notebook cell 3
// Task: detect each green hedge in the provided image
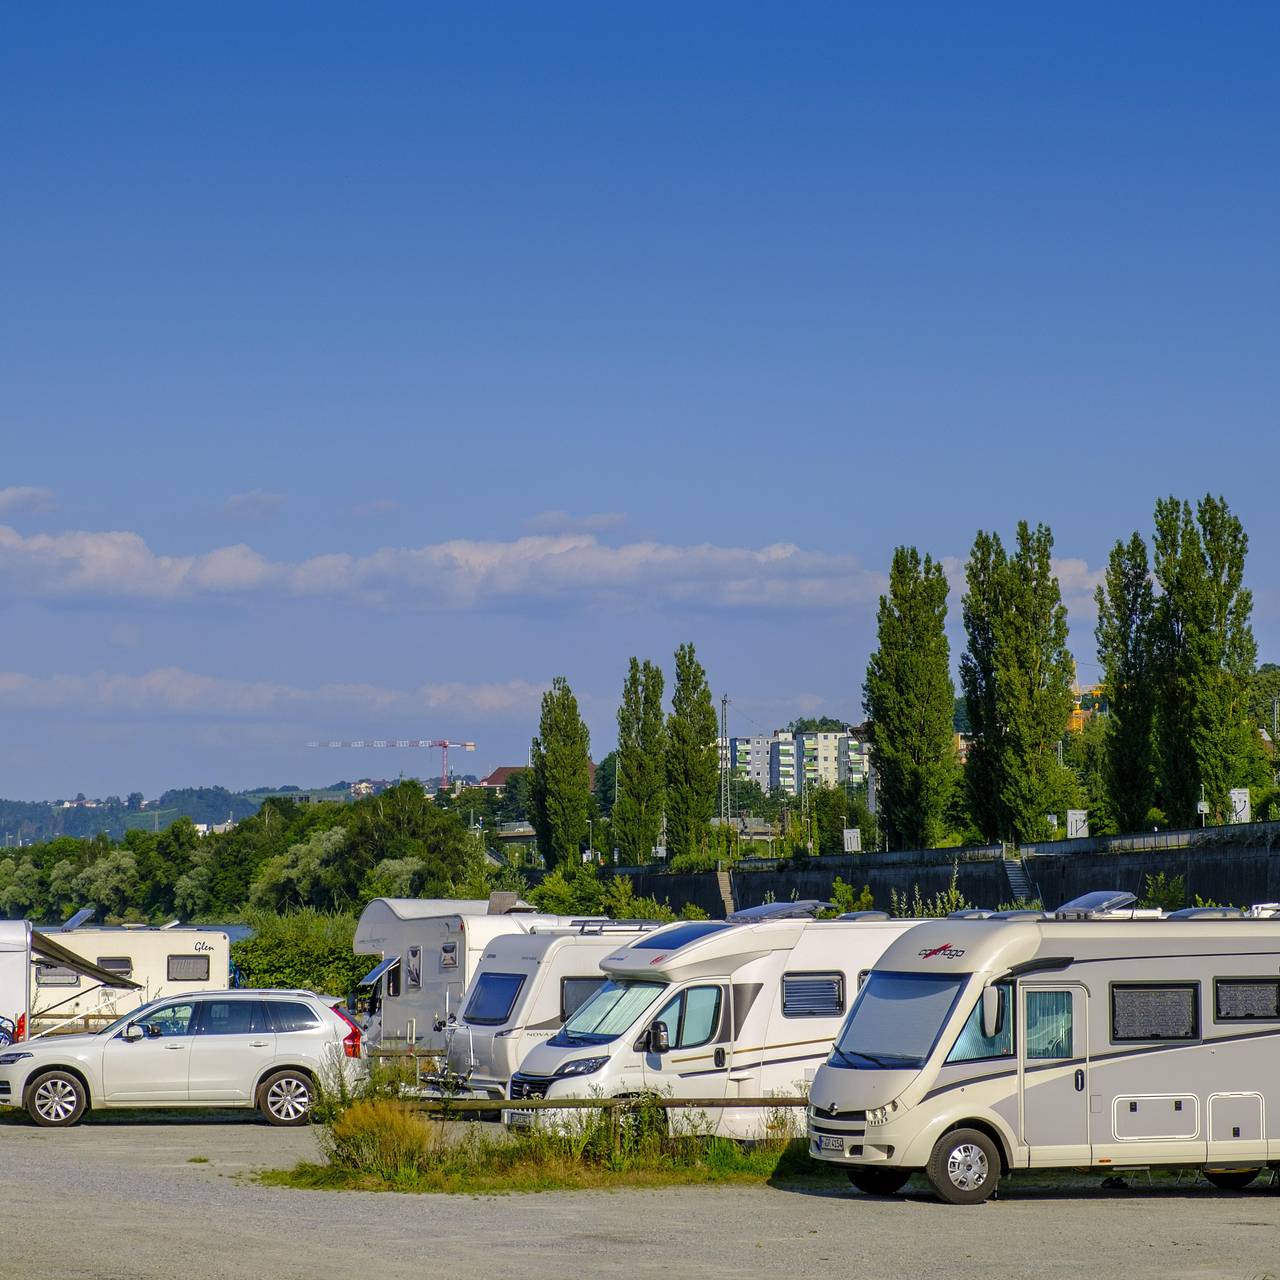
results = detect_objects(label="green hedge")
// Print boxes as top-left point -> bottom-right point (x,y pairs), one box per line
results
229,909 -> 370,998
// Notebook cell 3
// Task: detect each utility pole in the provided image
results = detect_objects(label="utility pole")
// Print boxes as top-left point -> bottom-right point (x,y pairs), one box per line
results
719,694 -> 730,824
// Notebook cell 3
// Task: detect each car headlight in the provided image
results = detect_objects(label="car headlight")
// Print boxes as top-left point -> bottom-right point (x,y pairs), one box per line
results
0,1052 -> 33,1067
867,1099 -> 902,1126
554,1056 -> 609,1078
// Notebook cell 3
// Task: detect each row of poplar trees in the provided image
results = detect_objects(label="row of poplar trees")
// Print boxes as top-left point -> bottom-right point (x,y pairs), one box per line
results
864,494 -> 1263,850
528,644 -> 718,867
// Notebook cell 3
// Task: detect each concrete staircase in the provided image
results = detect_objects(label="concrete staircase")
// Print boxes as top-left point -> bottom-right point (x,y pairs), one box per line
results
1002,848 -> 1035,903
715,868 -> 736,917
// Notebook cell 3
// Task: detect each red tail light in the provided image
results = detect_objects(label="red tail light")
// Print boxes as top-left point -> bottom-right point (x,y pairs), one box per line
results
333,1005 -> 361,1059
15,1013 -> 25,1042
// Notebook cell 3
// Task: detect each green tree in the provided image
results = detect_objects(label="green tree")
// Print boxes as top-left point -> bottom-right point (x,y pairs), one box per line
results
1151,495 -> 1263,825
529,676 -> 592,868
613,658 -> 667,864
664,643 -> 719,861
961,522 -> 1075,842
593,750 -> 618,815
1247,662 -> 1280,740
863,546 -> 957,849
1095,532 -> 1157,831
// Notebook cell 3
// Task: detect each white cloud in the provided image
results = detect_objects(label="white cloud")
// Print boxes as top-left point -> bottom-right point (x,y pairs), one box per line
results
0,486 -> 55,515
525,509 -> 627,534
223,490 -> 285,521
351,497 -> 400,518
0,524 -> 885,610
0,667 -> 546,720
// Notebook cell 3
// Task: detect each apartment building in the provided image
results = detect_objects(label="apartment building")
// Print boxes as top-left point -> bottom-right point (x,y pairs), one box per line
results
718,726 -> 871,797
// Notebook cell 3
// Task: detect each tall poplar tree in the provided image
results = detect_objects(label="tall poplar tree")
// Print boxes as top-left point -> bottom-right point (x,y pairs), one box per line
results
529,676 -> 592,868
961,522 -> 1075,843
1094,532 -> 1157,831
613,657 -> 666,864
863,546 -> 956,850
1151,494 -> 1261,825
665,643 -> 718,860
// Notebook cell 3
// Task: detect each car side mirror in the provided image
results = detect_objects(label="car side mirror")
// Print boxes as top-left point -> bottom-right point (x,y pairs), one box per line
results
648,1020 -> 670,1054
122,1023 -> 144,1042
981,987 -> 1005,1040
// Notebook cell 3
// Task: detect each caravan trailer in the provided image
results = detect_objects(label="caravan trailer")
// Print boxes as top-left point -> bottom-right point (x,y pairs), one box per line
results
30,925 -> 232,1031
445,922 -> 659,1098
1,921 -> 142,1043
808,893 -> 1280,1203
508,911 -> 918,1138
353,898 -> 605,1049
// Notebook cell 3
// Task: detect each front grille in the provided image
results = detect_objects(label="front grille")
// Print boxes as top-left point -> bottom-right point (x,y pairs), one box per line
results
509,1073 -> 555,1100
0,1081 -> 10,1096
810,1121 -> 865,1138
811,1104 -> 865,1121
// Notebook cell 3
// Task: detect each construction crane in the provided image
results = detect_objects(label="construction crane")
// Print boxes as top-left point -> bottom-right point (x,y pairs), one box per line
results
306,739 -> 476,790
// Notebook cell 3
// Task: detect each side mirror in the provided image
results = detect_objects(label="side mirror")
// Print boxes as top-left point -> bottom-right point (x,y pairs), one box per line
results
980,986 -> 1005,1040
122,1023 -> 144,1042
648,1020 -> 670,1054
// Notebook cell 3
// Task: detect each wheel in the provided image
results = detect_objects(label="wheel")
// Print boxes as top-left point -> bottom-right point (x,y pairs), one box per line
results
26,1070 -> 88,1127
258,1070 -> 313,1126
925,1127 -> 1000,1205
1205,1168 -> 1260,1191
847,1167 -> 912,1196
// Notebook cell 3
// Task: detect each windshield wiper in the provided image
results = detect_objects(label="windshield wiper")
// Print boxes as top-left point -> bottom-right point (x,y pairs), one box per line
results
832,1046 -> 903,1068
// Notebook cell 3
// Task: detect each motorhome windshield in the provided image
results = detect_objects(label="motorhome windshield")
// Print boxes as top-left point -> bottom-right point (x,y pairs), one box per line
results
548,979 -> 666,1047
832,971 -> 967,1069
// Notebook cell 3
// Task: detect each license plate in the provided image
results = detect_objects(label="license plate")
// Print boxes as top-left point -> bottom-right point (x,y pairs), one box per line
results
504,1108 -> 535,1128
817,1135 -> 844,1152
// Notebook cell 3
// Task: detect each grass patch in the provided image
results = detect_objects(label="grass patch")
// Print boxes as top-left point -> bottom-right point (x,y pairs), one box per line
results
187,1156 -> 210,1164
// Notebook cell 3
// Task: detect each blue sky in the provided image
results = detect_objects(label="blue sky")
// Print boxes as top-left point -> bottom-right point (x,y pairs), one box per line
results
2,2 -> 1278,797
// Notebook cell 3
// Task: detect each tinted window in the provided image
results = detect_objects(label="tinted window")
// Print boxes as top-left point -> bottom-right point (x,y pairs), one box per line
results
1215,979 -> 1280,1022
464,973 -> 526,1025
35,965 -> 80,987
1111,984 -> 1198,1042
198,999 -> 268,1035
142,1002 -> 198,1036
167,954 -> 210,982
632,923 -> 730,950
268,1001 -> 323,1033
561,976 -> 607,1023
781,972 -> 845,1018
97,956 -> 134,980
945,984 -> 1013,1063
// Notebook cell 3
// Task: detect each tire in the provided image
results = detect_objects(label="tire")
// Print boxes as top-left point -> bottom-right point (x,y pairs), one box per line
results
925,1127 -> 1000,1205
847,1167 -> 912,1196
26,1070 -> 88,1128
258,1070 -> 313,1126
1205,1168 -> 1260,1191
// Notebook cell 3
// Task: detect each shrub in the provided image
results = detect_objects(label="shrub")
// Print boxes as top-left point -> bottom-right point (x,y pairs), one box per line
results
229,909 -> 369,997
326,1100 -> 433,1180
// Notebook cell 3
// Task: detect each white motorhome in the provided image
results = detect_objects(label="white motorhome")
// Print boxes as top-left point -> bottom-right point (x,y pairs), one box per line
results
353,897 -> 604,1050
508,910 -> 918,1138
1,921 -> 142,1043
30,924 -> 232,1030
809,892 -> 1280,1203
445,922 -> 660,1098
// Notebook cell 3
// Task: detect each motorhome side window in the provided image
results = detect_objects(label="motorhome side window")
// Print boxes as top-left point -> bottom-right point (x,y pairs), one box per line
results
781,972 -> 845,1018
405,945 -> 422,991
35,965 -> 80,987
97,956 -> 133,981
385,961 -> 401,998
652,986 -> 723,1049
944,982 -> 1013,1063
561,976 -> 607,1023
1214,979 -> 1280,1022
1110,983 -> 1199,1042
167,954 -> 210,982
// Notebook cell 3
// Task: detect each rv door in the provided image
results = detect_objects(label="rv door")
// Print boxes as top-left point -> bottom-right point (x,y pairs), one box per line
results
1020,984 -> 1090,1166
641,984 -> 731,1113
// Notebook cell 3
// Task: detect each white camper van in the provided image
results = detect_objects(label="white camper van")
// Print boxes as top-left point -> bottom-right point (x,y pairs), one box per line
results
1,921 -> 142,1044
353,898 -> 605,1049
508,910 -> 918,1138
30,924 -> 232,1031
445,922 -> 660,1098
809,893 -> 1280,1203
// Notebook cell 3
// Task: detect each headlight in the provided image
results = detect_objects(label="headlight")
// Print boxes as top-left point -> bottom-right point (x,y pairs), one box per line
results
554,1056 -> 609,1078
0,1052 -> 33,1067
867,1099 -> 901,1126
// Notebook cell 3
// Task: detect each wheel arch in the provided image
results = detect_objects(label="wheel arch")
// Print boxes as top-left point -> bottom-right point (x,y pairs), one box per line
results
253,1063 -> 315,1099
23,1063 -> 94,1111
940,1116 -> 1012,1175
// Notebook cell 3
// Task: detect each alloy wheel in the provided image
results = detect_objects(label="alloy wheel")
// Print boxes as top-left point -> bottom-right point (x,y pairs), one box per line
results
34,1078 -> 80,1123
267,1077 -> 311,1122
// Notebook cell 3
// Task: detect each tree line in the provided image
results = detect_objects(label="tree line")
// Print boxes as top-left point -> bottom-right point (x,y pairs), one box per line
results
864,494 -> 1277,850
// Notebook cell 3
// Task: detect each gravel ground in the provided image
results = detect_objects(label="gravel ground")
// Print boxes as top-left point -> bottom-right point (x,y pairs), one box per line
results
2,1112 -> 1279,1280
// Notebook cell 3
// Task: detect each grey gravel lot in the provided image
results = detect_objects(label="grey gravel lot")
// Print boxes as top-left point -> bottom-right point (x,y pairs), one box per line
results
2,1112 -> 1279,1280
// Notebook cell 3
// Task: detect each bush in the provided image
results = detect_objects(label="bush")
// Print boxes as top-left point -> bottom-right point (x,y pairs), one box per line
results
229,909 -> 369,997
327,1100 -> 433,1180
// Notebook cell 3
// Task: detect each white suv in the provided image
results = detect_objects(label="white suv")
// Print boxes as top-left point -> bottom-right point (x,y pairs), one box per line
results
0,989 -> 362,1127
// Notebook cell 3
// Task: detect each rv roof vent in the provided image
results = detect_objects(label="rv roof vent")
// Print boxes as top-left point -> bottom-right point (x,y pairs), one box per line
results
1247,903 -> 1280,918
59,907 -> 95,932
1168,906 -> 1245,920
1055,890 -> 1137,920
727,900 -> 834,922
948,909 -> 992,920
989,909 -> 1046,921
836,910 -> 892,922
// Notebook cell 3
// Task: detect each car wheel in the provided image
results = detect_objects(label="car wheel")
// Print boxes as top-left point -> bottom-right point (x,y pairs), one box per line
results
259,1070 -> 313,1126
27,1070 -> 88,1128
925,1127 -> 1000,1205
847,1167 -> 912,1196
1205,1168 -> 1260,1191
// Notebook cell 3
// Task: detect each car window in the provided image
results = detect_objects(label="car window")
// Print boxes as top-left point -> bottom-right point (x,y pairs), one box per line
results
142,1002 -> 198,1037
267,1001 -> 323,1033
197,999 -> 269,1036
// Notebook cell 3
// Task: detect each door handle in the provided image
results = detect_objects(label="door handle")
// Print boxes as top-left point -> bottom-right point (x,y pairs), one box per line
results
249,1040 -> 269,1047
714,1047 -> 726,1069
164,1044 -> 184,1051
1074,1069 -> 1085,1092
